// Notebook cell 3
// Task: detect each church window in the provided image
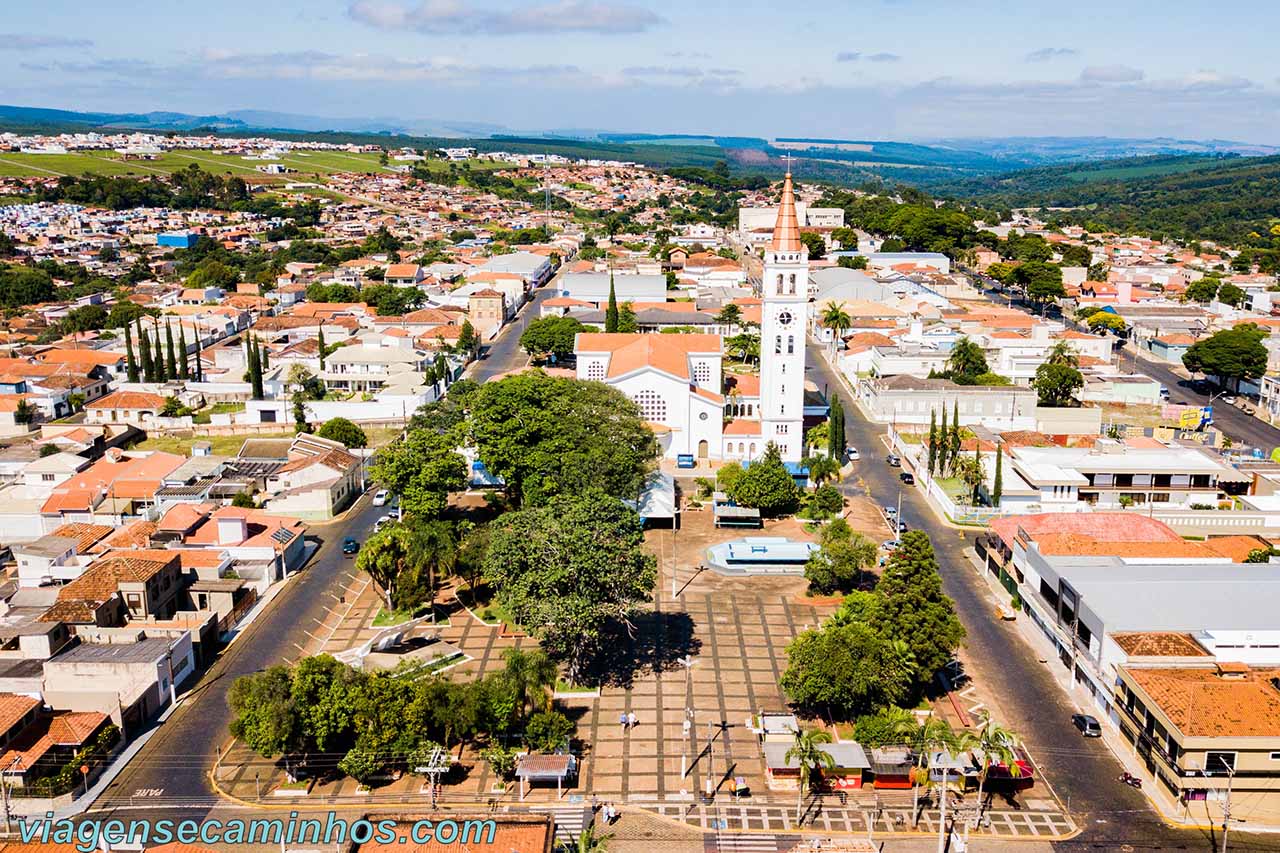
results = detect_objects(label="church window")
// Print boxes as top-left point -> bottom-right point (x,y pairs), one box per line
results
633,390 -> 667,422
693,362 -> 711,384
586,361 -> 604,380
788,273 -> 796,294
777,424 -> 789,435
749,443 -> 757,456
787,335 -> 794,354
776,274 -> 783,293
774,336 -> 782,354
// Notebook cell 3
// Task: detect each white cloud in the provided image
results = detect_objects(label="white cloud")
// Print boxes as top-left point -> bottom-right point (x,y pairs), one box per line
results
1080,64 -> 1144,84
1024,47 -> 1077,62
835,51 -> 861,62
347,0 -> 665,35
867,53 -> 901,63
0,33 -> 93,50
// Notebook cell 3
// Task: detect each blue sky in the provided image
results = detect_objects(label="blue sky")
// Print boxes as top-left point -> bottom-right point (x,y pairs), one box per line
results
5,0 -> 1280,141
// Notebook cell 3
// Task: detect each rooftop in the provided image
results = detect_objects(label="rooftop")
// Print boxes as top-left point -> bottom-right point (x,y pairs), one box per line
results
1123,666 -> 1280,739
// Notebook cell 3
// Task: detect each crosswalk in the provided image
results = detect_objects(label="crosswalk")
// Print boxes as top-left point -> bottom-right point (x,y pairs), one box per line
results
711,833 -> 780,853
532,806 -> 591,846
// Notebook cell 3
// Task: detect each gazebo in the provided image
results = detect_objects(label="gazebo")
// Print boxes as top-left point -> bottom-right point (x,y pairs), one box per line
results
515,753 -> 578,801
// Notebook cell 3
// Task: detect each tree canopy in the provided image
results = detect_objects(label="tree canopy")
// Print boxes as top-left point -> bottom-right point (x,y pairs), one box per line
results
468,371 -> 658,507
729,443 -> 800,516
520,315 -> 587,361
317,417 -> 368,449
1032,362 -> 1084,407
483,490 -> 656,678
369,429 -> 468,519
1182,324 -> 1269,387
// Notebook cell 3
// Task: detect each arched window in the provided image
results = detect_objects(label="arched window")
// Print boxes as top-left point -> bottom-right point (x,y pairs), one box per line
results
632,390 -> 667,422
787,335 -> 794,354
776,274 -> 783,293
774,335 -> 782,354
749,442 -> 757,456
788,273 -> 796,295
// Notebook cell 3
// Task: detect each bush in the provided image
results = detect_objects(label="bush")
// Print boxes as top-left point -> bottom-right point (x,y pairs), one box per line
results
524,710 -> 575,752
481,744 -> 519,779
854,708 -> 911,748
317,417 -> 368,449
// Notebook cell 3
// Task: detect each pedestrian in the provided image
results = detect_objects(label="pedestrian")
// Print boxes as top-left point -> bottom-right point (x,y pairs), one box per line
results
619,712 -> 627,729
628,711 -> 638,728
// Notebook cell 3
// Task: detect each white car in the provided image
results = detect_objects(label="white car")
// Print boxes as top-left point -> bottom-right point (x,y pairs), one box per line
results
883,505 -> 897,517
372,490 -> 389,507
374,515 -> 392,532
845,446 -> 859,461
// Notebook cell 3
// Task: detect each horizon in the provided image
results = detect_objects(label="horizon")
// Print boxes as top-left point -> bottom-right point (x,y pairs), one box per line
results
6,0 -> 1280,143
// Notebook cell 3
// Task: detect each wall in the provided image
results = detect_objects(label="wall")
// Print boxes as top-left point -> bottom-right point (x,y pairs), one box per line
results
1034,406 -> 1102,435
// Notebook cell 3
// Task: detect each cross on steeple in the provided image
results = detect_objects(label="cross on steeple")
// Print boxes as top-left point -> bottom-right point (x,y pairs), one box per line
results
782,153 -> 794,175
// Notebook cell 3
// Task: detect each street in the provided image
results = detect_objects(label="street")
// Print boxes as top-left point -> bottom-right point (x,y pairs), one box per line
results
79,274 -> 558,824
805,341 -> 1280,852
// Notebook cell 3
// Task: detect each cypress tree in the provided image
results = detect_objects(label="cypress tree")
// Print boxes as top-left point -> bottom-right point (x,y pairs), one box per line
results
163,323 -> 177,381
124,323 -> 139,384
178,325 -> 190,380
605,271 -> 619,333
927,409 -> 938,476
317,324 -> 326,373
260,339 -> 270,372
949,400 -> 961,475
138,321 -> 155,383
993,444 -> 1004,508
249,335 -> 265,400
938,406 -> 949,476
194,332 -> 204,382
973,442 -> 982,503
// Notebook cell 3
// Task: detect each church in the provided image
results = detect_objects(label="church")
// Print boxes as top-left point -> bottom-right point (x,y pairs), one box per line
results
574,170 -> 808,464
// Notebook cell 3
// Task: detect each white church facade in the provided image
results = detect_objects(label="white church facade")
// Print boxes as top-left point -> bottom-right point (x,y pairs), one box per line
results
574,170 -> 809,464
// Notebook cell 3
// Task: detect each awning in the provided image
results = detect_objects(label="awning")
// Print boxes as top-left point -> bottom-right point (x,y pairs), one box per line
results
626,471 -> 676,520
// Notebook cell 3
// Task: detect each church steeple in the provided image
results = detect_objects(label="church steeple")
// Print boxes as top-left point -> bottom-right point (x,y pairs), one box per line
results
769,170 -> 802,253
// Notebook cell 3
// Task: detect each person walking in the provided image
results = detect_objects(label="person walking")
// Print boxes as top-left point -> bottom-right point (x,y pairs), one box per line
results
628,711 -> 638,728
619,712 -> 627,730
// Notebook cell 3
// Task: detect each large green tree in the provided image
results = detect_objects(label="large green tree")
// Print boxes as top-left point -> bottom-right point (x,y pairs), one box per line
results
317,417 -> 368,448
520,315 -> 587,361
483,490 -> 656,679
468,371 -> 658,507
1033,362 -> 1084,407
804,518 -> 878,595
945,336 -> 989,383
227,666 -> 300,762
355,524 -> 417,610
781,621 -> 910,716
731,442 -> 800,516
369,429 -> 467,519
876,531 -> 965,685
1182,324 -> 1268,390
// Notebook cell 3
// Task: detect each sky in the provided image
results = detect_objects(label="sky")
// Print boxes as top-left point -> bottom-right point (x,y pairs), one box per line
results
5,0 -> 1280,142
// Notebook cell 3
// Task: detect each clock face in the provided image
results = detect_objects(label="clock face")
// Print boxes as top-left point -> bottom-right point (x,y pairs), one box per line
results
777,310 -> 794,327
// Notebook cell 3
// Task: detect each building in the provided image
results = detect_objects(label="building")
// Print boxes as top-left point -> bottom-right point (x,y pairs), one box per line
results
557,273 -> 666,304
756,169 -> 808,462
859,375 -> 1037,429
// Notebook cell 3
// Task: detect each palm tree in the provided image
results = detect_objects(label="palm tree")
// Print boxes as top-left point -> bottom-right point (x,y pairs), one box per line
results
571,821 -> 612,853
785,727 -> 835,824
820,302 -> 853,355
806,455 -> 841,489
411,520 -> 458,621
1045,340 -> 1079,368
891,715 -> 957,828
970,712 -> 1023,820
501,646 -> 558,721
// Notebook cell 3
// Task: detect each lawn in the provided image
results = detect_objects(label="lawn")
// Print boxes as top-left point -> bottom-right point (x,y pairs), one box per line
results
132,431 -> 297,456
456,583 -> 515,627
0,149 -> 429,179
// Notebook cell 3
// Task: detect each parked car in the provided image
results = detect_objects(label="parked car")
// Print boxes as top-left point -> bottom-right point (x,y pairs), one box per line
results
1222,395 -> 1238,405
342,537 -> 359,556
896,520 -> 908,532
900,472 -> 915,485
886,454 -> 901,467
881,539 -> 901,551
372,490 -> 389,507
1072,713 -> 1102,738
883,505 -> 897,517
374,515 -> 392,532
845,446 -> 860,461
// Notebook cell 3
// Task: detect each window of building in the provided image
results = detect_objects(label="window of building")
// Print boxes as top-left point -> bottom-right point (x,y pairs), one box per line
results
586,361 -> 605,380
774,336 -> 782,354
787,335 -> 794,354
693,362 -> 711,384
1205,752 -> 1237,775
776,424 -> 788,435
632,390 -> 667,422
1270,752 -> 1280,761
41,474 -> 56,482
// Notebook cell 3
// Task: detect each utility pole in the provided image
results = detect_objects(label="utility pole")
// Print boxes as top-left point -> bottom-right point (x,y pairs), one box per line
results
1221,763 -> 1236,853
936,770 -> 949,853
1,755 -> 20,834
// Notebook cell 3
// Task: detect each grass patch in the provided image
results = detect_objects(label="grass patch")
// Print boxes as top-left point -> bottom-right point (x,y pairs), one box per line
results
372,606 -> 423,627
554,679 -> 597,693
132,431 -> 296,456
456,583 -> 516,626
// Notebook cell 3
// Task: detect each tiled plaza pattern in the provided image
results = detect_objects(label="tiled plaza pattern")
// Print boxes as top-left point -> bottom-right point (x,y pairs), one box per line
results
214,510 -> 1074,841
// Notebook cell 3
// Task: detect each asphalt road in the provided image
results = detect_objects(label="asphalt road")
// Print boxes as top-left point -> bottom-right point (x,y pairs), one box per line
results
79,279 -> 556,823
86,495 -> 388,816
805,341 -> 1280,852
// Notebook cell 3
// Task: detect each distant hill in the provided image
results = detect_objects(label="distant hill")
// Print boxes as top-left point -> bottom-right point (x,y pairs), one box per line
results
921,135 -> 1280,166
938,154 -> 1280,243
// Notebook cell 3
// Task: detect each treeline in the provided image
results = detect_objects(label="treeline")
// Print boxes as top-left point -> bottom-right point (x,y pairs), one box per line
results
938,153 -> 1280,248
664,162 -> 769,192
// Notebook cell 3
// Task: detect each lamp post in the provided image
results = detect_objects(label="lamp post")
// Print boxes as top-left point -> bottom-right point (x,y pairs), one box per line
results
678,655 -> 696,781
